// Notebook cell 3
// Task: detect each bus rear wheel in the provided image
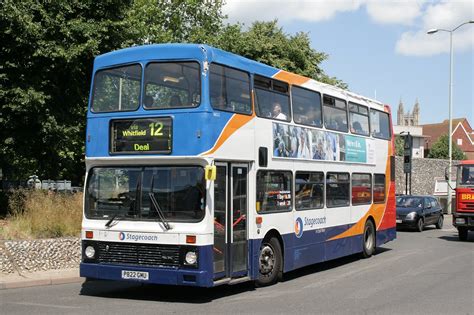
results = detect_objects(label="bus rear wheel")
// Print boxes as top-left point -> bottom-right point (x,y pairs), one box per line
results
361,220 -> 376,258
256,237 -> 282,287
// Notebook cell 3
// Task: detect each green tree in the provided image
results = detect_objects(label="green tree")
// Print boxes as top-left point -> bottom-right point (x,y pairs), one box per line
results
395,135 -> 404,156
428,134 -> 466,160
1,0 -> 132,183
214,21 -> 347,89
123,0 -> 225,46
1,1 -> 347,183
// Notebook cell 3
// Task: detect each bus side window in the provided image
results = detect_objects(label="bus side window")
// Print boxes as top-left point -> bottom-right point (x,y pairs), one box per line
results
349,102 -> 370,136
323,95 -> 348,132
209,64 -> 252,115
256,170 -> 292,213
370,109 -> 391,140
351,173 -> 372,205
373,174 -> 386,203
292,86 -> 322,128
326,172 -> 350,207
295,172 -> 324,210
254,75 -> 291,122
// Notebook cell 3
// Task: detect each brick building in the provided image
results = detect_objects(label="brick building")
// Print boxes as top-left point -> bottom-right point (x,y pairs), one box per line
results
422,118 -> 474,159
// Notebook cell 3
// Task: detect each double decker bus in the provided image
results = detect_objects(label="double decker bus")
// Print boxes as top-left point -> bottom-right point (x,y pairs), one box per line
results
80,44 -> 396,287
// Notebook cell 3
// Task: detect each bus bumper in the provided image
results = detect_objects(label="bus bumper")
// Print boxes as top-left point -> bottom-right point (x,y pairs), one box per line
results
453,212 -> 474,230
80,263 -> 213,287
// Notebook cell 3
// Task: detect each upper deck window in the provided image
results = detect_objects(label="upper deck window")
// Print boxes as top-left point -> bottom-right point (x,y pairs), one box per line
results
210,64 -> 252,115
349,102 -> 370,136
144,62 -> 200,109
254,75 -> 291,122
292,86 -> 322,128
370,109 -> 391,140
91,64 -> 141,112
323,95 -> 348,132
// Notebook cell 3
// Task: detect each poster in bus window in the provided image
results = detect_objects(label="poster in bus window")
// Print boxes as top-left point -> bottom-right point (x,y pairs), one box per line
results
273,122 -> 374,164
345,135 -> 367,163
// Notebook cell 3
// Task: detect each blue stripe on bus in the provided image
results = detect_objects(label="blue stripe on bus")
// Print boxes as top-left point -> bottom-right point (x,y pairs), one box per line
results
81,227 -> 396,287
80,244 -> 214,287
250,226 -> 396,276
86,111 -> 234,157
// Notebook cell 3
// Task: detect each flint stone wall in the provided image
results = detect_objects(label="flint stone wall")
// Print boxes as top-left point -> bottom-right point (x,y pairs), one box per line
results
0,238 -> 80,274
395,156 -> 460,195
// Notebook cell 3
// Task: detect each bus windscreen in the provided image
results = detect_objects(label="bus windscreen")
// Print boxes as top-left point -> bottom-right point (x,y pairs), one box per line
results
86,166 -> 205,222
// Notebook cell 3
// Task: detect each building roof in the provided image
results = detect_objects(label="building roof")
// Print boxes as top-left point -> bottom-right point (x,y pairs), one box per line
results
422,118 -> 474,153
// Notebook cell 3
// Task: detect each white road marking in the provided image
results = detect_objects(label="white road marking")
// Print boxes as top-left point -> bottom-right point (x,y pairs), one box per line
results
7,302 -> 82,309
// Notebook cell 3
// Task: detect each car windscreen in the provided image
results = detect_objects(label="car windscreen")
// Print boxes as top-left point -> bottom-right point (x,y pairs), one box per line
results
396,197 -> 423,208
85,166 -> 205,222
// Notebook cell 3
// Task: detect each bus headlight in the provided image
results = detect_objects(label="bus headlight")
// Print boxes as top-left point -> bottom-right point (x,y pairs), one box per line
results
185,251 -> 197,265
85,246 -> 96,259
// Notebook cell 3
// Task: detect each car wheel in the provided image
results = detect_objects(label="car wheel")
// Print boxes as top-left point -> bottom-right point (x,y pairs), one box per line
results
361,220 -> 376,258
416,218 -> 424,232
458,227 -> 468,241
256,237 -> 282,287
435,216 -> 443,229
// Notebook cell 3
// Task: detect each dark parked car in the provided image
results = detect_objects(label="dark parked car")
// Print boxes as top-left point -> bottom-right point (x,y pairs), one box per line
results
396,195 -> 444,232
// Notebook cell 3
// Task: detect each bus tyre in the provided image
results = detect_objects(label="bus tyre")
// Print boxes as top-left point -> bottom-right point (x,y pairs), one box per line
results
435,216 -> 443,229
416,218 -> 424,232
256,237 -> 282,287
362,220 -> 376,258
458,228 -> 468,241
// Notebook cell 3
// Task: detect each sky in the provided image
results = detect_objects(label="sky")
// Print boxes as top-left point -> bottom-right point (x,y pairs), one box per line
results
222,0 -> 474,125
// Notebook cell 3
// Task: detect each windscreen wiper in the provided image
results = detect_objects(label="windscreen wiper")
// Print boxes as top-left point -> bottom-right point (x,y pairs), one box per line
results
149,174 -> 171,230
149,193 -> 171,230
105,214 -> 123,227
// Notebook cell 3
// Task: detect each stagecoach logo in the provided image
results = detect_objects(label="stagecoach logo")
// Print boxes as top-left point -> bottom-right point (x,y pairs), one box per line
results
118,232 -> 159,242
295,217 -> 304,238
119,232 -> 126,241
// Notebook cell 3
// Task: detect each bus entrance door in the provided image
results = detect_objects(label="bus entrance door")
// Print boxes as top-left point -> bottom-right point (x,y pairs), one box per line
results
213,163 -> 248,280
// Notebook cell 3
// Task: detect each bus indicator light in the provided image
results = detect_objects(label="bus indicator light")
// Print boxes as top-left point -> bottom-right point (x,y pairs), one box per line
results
85,231 -> 93,239
186,235 -> 196,244
256,216 -> 263,224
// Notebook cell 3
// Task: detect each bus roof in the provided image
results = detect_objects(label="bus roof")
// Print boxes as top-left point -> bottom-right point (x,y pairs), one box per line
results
94,43 -> 386,109
459,160 -> 474,165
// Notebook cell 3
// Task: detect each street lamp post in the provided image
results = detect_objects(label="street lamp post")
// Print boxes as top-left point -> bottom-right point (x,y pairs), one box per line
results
427,20 -> 474,215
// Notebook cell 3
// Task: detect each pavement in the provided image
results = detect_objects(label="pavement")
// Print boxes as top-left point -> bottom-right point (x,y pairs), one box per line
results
0,268 -> 82,290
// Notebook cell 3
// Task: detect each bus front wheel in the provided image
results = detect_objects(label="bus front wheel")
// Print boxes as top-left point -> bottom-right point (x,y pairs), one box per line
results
256,237 -> 282,287
361,220 -> 376,258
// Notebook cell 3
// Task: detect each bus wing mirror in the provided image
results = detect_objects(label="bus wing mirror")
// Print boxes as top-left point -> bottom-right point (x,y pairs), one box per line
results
205,165 -> 216,181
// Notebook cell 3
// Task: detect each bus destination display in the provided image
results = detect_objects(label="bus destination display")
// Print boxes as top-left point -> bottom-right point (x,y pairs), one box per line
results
111,117 -> 172,154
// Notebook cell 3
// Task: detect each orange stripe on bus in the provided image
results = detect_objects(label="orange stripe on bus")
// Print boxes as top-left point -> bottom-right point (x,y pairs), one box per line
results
328,141 -> 393,241
273,70 -> 310,86
202,114 -> 255,156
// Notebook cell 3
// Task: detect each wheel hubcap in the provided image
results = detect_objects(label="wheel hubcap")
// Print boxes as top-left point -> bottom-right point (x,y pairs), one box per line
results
259,245 -> 275,275
364,227 -> 373,250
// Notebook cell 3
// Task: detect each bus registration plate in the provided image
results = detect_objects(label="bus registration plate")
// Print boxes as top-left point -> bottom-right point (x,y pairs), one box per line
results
121,270 -> 149,281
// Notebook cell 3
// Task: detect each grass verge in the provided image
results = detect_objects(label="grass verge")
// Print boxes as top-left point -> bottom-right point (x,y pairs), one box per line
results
0,189 -> 82,240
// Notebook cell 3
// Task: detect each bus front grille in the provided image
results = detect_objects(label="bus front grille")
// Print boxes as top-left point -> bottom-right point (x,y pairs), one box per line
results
96,242 -> 180,268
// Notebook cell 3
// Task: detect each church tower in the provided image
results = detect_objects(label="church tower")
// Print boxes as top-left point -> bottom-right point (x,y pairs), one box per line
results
413,99 -> 420,126
397,99 -> 404,125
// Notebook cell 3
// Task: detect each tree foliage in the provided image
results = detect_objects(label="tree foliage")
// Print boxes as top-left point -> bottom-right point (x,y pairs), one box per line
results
214,21 -> 347,89
1,0 -> 131,183
1,0 -> 346,183
427,134 -> 466,160
395,135 -> 404,156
